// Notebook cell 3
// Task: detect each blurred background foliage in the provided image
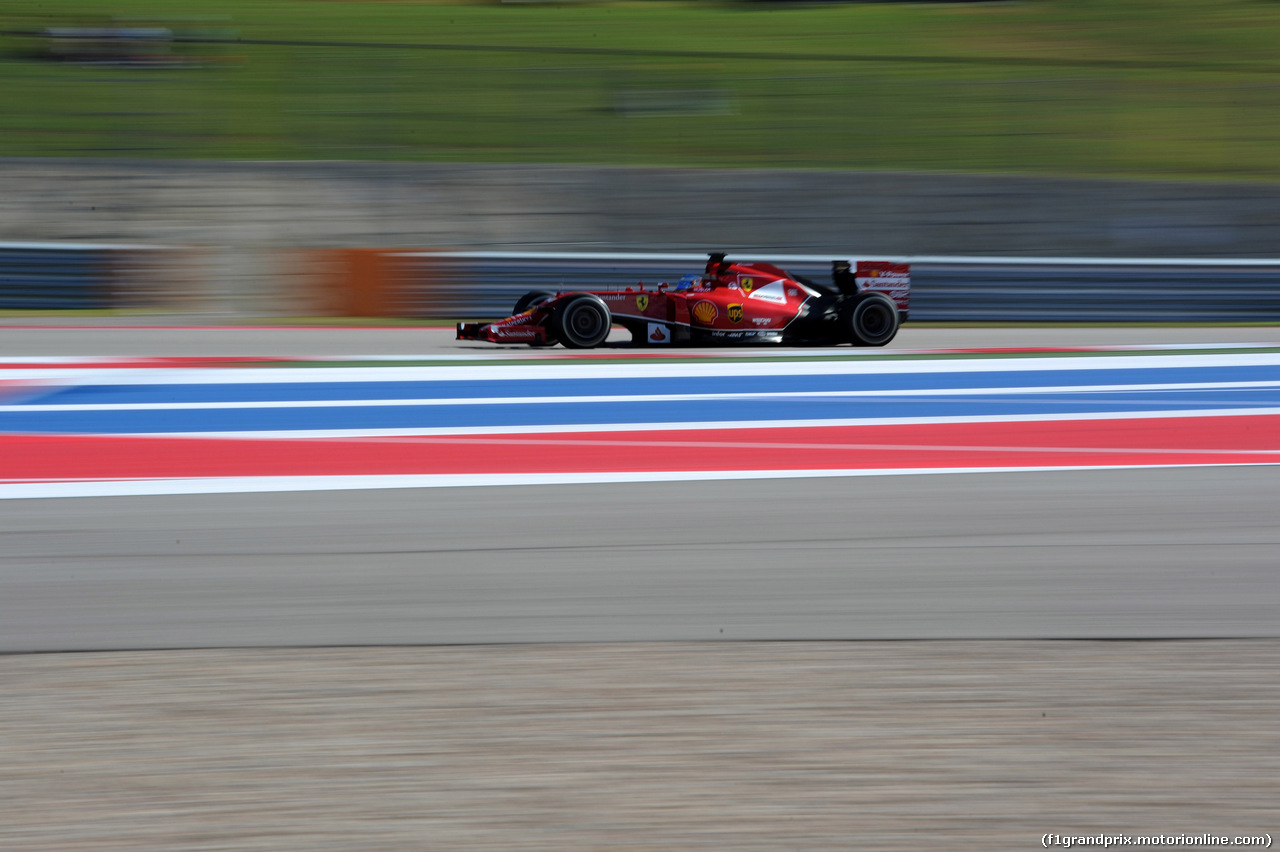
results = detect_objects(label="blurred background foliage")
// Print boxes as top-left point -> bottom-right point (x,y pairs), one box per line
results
3,0 -> 1280,180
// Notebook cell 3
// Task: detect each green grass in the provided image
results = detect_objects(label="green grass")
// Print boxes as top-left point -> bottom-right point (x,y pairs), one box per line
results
5,0 -> 1280,180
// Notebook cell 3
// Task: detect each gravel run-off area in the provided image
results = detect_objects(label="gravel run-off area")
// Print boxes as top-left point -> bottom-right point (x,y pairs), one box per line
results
3,641 -> 1277,851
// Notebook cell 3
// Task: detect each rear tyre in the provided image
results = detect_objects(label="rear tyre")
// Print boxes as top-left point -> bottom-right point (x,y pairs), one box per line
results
553,294 -> 612,349
846,293 -> 900,346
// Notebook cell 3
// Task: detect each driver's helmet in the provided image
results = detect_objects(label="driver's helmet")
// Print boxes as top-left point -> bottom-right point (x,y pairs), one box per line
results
675,274 -> 701,291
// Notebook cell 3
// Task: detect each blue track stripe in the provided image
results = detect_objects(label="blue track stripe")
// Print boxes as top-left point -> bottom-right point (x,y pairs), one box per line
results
24,364 -> 1280,406
6,388 -> 1280,434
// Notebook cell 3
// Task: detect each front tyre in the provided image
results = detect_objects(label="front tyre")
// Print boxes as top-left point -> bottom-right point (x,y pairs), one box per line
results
513,290 -> 555,315
511,291 -> 558,346
553,294 -> 612,349
846,293 -> 900,346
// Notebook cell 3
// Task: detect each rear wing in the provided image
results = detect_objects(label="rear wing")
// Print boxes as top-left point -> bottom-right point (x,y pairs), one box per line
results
845,260 -> 910,314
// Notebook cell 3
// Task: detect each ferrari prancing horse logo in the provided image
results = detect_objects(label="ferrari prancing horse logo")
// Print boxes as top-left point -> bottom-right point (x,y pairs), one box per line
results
739,277 -> 755,293
728,303 -> 743,323
635,295 -> 649,312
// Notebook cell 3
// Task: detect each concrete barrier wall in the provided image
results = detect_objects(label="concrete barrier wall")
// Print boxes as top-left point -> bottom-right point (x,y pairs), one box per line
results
0,243 -> 210,311
4,158 -> 1280,317
11,244 -> 1280,322
4,158 -> 1280,257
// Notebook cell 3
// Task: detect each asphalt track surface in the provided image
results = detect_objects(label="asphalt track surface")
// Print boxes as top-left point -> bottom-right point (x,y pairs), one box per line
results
2,324 -> 1278,651
4,325 -> 1280,852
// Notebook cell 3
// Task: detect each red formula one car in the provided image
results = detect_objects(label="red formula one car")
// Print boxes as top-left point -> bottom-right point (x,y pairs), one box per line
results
456,253 -> 910,348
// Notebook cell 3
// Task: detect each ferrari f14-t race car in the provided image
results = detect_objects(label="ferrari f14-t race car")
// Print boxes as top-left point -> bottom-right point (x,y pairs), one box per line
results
456,253 -> 909,348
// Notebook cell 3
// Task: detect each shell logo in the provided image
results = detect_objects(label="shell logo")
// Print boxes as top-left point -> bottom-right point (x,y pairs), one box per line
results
692,300 -> 718,323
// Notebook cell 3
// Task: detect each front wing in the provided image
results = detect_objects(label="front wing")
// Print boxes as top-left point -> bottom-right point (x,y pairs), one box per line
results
457,311 -> 552,344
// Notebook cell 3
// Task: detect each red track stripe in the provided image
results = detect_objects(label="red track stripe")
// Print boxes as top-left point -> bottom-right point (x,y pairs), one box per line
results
4,414 -> 1280,481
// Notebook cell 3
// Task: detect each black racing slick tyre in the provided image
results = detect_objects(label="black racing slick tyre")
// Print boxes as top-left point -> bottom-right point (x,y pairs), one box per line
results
847,292 -> 900,346
512,290 -> 558,346
553,294 -> 612,349
513,290 -> 555,315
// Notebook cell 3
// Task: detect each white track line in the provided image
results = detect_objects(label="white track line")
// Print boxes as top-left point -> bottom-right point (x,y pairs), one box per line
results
5,351 -> 1280,385
4,462 -> 1280,500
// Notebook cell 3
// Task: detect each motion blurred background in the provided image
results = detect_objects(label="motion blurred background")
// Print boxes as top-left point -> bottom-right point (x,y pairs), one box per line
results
4,5 -> 1280,850
4,0 -> 1280,315
7,0 -> 1280,174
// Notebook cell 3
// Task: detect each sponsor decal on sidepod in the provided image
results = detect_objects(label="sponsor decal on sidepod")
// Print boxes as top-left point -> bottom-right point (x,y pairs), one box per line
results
746,281 -> 789,305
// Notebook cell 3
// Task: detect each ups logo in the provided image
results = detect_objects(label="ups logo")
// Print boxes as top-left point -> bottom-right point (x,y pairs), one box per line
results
636,295 -> 649,312
727,303 -> 743,323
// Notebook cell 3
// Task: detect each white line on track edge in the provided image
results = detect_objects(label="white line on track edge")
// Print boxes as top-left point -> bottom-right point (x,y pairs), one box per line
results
4,461 -> 1279,500
6,350 -> 1280,385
